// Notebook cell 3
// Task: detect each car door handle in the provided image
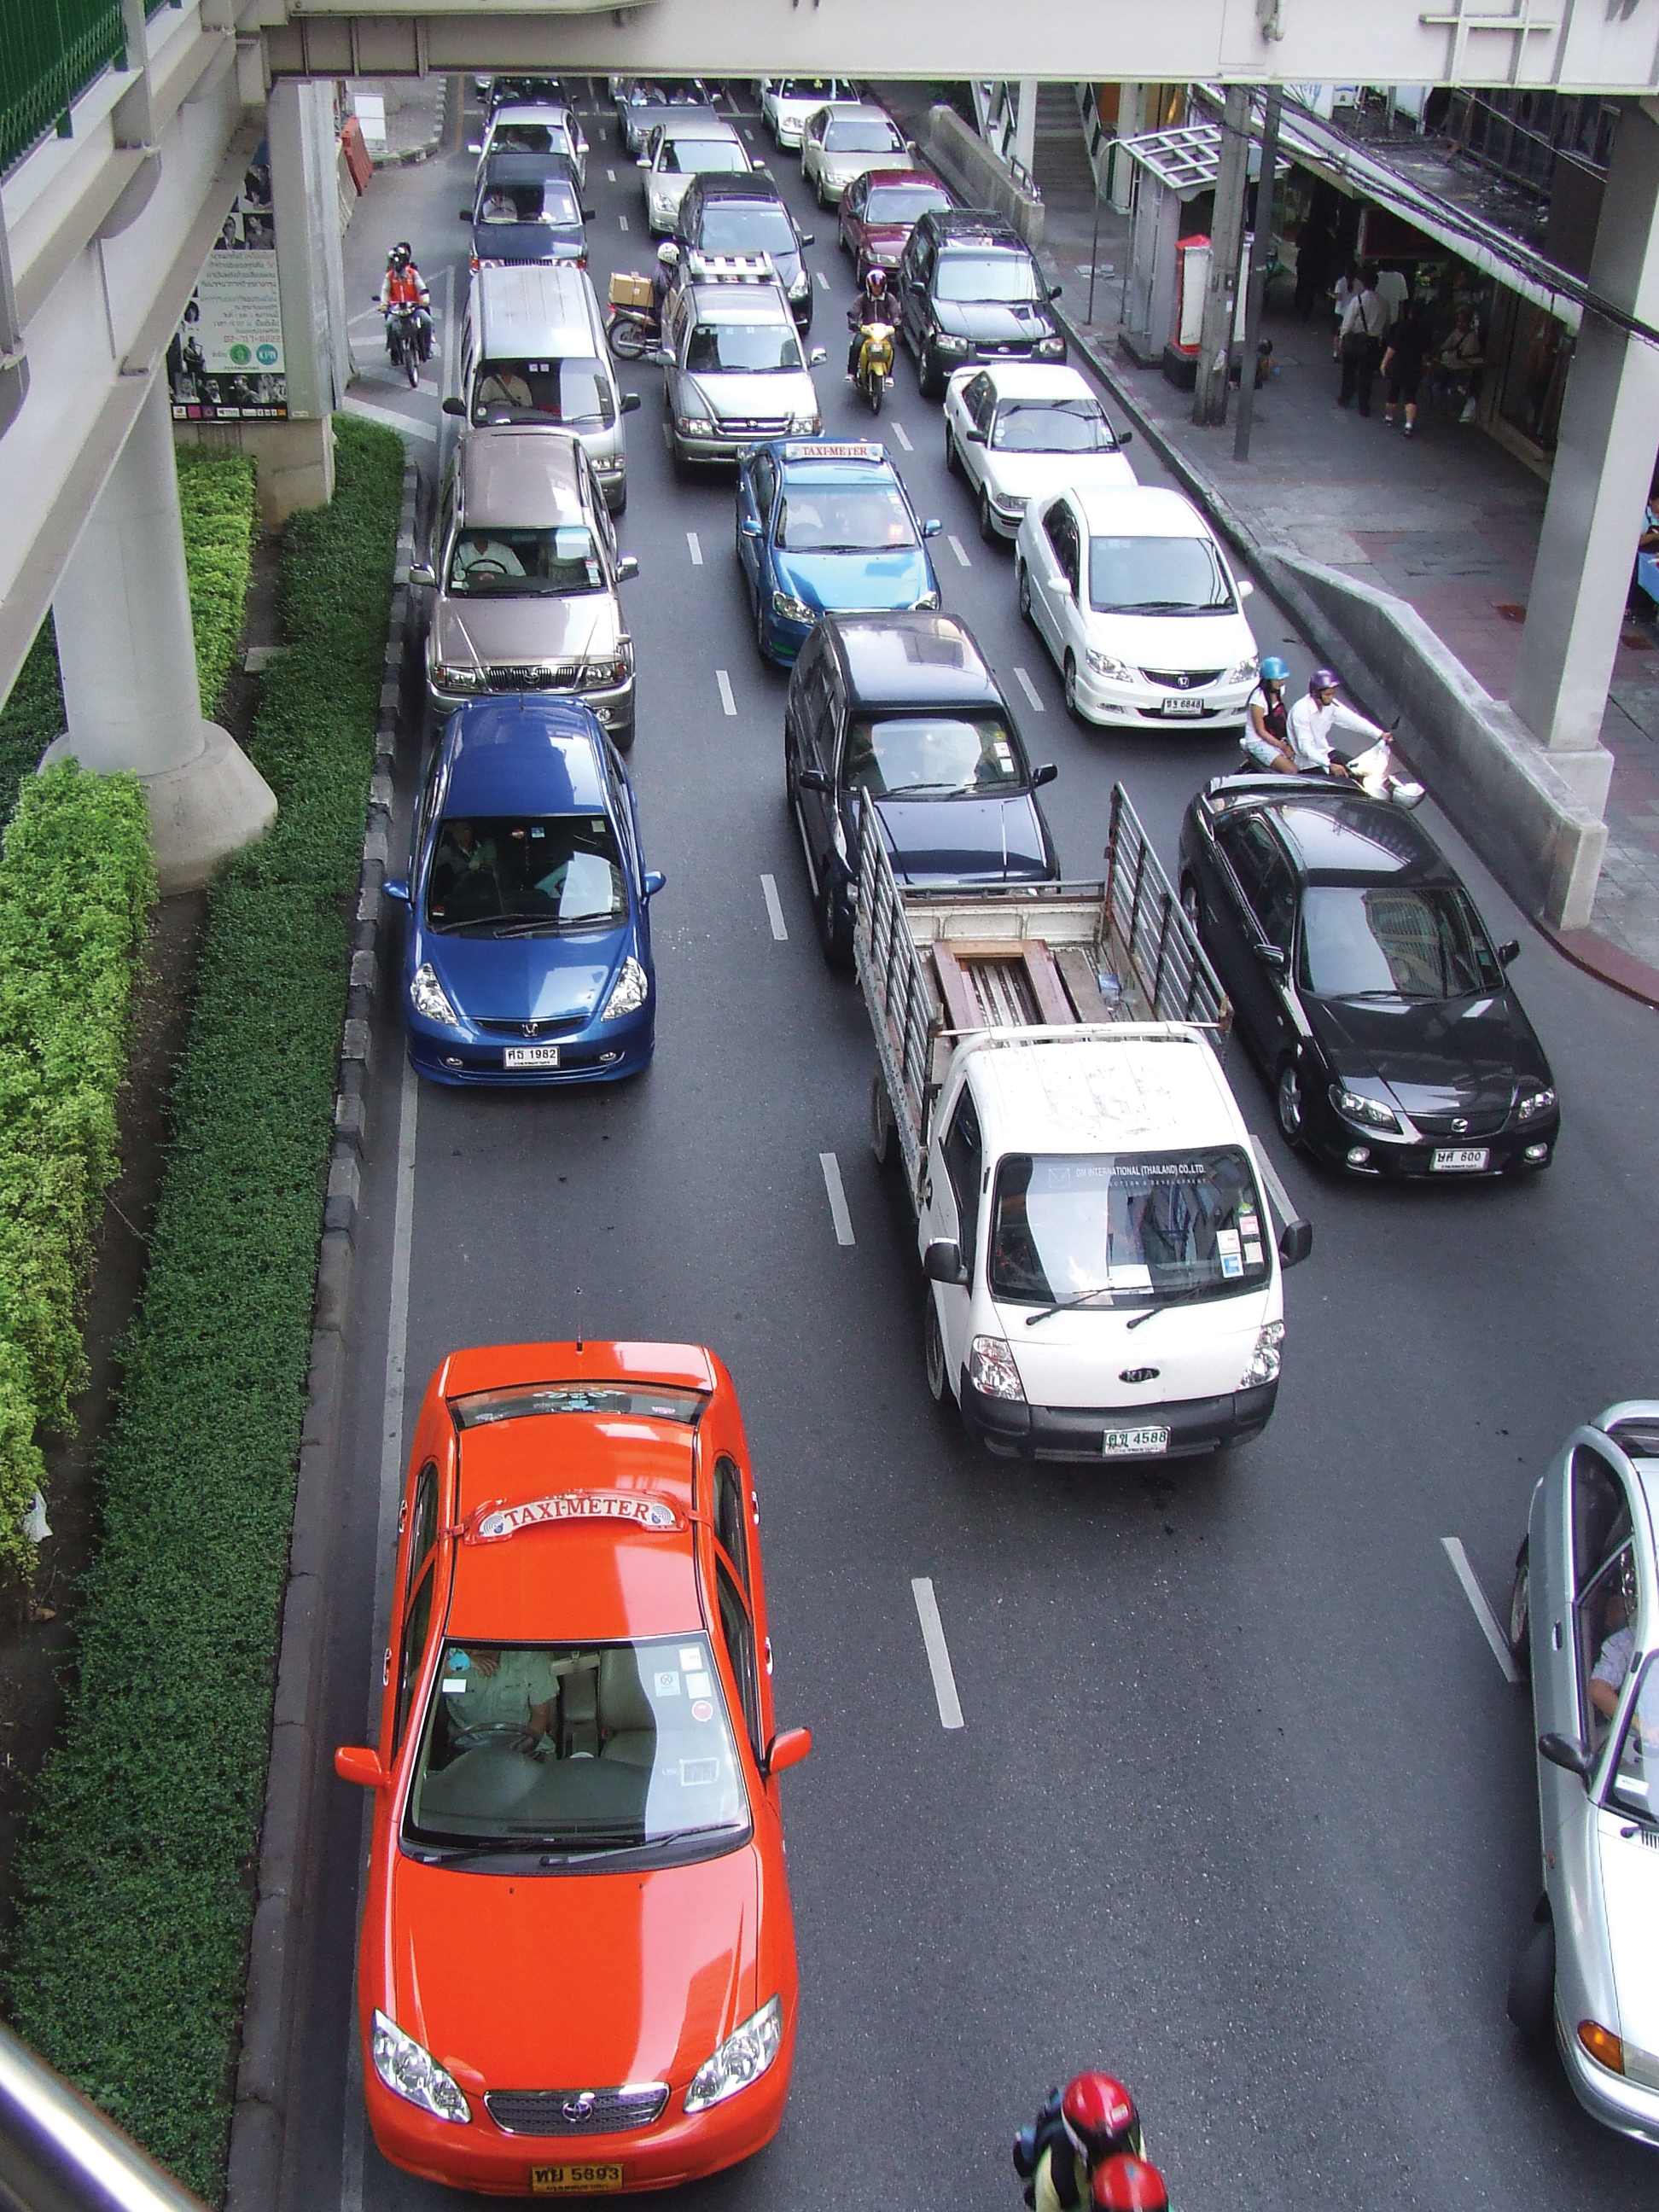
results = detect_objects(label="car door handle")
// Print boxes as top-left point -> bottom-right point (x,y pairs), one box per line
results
1553,1621 -> 1563,1650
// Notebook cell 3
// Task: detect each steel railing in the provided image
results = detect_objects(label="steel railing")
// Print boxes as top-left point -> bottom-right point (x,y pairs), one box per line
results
0,2017 -> 210,2211
0,0 -> 127,178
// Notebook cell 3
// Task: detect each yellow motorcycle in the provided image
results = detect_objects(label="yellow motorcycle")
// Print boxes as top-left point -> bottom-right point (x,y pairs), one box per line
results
856,319 -> 895,417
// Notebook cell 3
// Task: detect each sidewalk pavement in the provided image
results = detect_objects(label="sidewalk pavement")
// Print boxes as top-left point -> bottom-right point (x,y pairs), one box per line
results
1025,146 -> 1659,998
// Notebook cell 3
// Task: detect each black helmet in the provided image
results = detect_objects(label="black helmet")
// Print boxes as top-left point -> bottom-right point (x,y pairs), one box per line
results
388,242 -> 411,270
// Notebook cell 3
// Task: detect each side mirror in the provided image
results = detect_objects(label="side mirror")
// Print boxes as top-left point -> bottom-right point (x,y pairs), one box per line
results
620,391 -> 642,414
765,1726 -> 812,1776
741,514 -> 762,537
653,347 -> 674,368
965,426 -> 987,445
796,764 -> 830,793
922,518 -> 943,538
1238,578 -> 1255,598
406,562 -> 436,587
582,207 -> 597,221
1254,941 -> 1287,971
809,348 -> 828,367
441,395 -> 466,418
1115,427 -> 1134,445
1499,939 -> 1521,966
923,1237 -> 969,1287
1277,1218 -> 1313,1268
799,230 -> 815,246
642,868 -> 667,898
637,154 -> 650,167
1049,282 -> 1063,300
383,876 -> 411,904
1539,1731 -> 1592,1779
616,554 -> 640,582
335,1744 -> 389,1789
1032,762 -> 1057,789
466,140 -> 482,154
460,207 -> 474,222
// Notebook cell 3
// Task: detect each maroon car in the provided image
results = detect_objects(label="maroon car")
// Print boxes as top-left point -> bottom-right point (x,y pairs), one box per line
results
838,168 -> 954,280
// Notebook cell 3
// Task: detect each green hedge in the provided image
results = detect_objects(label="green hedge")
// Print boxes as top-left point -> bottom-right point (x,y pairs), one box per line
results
0,765 -> 156,1577
0,445 -> 258,827
6,416 -> 404,2200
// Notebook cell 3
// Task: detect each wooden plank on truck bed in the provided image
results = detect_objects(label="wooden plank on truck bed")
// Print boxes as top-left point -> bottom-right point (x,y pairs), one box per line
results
1020,943 -> 1074,1026
1052,946 -> 1110,1022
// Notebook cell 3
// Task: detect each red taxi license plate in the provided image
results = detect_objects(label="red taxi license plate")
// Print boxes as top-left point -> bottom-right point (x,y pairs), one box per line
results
531,2164 -> 624,2194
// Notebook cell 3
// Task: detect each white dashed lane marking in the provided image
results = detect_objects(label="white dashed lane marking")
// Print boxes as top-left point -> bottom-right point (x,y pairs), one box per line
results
618,213 -> 630,231
686,531 -> 703,566
911,1578 -> 965,1729
891,421 -> 912,451
1441,1538 -> 1522,1685
760,875 -> 788,940
1013,667 -> 1045,713
606,166 -> 616,181
815,270 -> 830,291
818,1151 -> 854,1244
947,534 -> 972,568
716,669 -> 736,717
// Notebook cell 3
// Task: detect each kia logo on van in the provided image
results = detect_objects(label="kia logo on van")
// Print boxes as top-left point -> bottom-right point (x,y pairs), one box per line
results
1119,1367 -> 1160,1385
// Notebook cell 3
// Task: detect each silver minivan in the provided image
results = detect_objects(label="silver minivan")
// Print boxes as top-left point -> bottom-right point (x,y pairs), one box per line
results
447,262 -> 639,511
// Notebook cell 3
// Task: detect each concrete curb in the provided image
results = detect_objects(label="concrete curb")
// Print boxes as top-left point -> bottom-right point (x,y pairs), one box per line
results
223,456 -> 417,2212
1051,297 -> 1655,1003
370,77 -> 449,168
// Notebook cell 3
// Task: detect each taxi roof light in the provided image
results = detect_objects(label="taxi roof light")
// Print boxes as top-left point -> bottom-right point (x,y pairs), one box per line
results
468,1490 -> 684,1541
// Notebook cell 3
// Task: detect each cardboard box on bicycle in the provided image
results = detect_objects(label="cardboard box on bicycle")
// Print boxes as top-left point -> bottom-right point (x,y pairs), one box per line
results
609,271 -> 654,310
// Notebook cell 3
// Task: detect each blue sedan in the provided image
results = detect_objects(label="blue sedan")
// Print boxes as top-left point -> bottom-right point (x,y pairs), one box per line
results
736,439 -> 942,665
386,697 -> 664,1086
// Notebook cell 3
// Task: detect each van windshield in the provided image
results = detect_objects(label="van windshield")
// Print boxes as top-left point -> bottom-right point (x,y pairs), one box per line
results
472,356 -> 615,428
988,1149 -> 1271,1308
684,320 -> 803,373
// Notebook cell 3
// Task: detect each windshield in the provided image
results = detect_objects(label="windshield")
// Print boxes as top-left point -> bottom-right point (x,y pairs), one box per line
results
404,1636 -> 748,1856
777,479 -> 915,550
994,398 -> 1115,453
490,122 -> 573,157
825,119 -> 904,153
685,318 -> 803,373
426,813 -> 626,931
477,176 -> 580,228
471,357 -> 614,428
1298,883 -> 1502,1000
445,524 -> 607,597
866,184 -> 951,224
1610,1652 -> 1659,1822
699,204 -> 797,255
843,713 -> 1023,797
1087,534 -> 1234,614
988,1149 -> 1272,1308
661,138 -> 748,175
778,79 -> 850,102
934,251 -> 1041,303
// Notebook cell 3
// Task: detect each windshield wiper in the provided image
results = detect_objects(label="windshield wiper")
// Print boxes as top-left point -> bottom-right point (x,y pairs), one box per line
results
537,1822 -> 742,1864
492,914 -> 619,937
879,779 -> 969,797
1023,1284 -> 1118,1326
1125,1283 -> 1228,1330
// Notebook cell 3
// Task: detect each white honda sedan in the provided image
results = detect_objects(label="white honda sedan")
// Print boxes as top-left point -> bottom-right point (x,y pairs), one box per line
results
1014,482 -> 1257,727
800,103 -> 910,207
1507,1402 -> 1659,2149
944,363 -> 1138,543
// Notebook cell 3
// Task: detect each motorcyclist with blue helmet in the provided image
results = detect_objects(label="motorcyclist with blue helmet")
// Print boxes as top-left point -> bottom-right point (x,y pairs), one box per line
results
1241,655 -> 1296,773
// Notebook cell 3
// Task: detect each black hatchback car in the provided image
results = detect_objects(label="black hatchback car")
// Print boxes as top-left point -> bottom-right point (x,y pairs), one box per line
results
1178,777 -> 1559,1177
677,174 -> 815,329
896,209 -> 1065,399
785,612 -> 1058,965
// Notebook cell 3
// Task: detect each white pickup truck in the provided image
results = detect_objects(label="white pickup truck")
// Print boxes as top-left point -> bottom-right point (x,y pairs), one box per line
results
856,784 -> 1312,1461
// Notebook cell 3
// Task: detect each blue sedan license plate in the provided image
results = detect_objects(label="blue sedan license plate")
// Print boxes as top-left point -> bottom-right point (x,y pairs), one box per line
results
504,1044 -> 561,1068
1103,1424 -> 1169,1456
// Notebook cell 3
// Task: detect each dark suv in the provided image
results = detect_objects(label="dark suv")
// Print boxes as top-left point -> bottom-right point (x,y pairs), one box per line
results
676,174 -> 816,329
895,209 -> 1064,399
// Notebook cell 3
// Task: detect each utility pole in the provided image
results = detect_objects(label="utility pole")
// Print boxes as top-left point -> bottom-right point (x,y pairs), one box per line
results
1192,84 -> 1250,428
1233,88 -> 1282,463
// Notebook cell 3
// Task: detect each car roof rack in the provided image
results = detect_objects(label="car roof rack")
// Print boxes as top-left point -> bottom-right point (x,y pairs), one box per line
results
685,251 -> 777,284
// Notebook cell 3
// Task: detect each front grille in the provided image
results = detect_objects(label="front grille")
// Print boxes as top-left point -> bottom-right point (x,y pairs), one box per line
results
1412,1110 -> 1509,1140
717,416 -> 791,436
476,1015 -> 587,1038
484,663 -> 582,692
1141,667 -> 1223,690
485,2084 -> 669,2136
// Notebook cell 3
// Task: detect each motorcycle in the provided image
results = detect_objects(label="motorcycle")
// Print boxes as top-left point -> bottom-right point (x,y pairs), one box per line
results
1345,727 -> 1424,808
381,302 -> 427,388
854,318 -> 895,416
606,301 -> 660,361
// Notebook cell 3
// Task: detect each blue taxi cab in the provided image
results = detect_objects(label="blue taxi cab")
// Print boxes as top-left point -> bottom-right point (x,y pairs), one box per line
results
735,439 -> 942,665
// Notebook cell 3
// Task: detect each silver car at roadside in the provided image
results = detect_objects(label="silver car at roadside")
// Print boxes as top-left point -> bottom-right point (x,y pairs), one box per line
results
1508,1400 -> 1659,2148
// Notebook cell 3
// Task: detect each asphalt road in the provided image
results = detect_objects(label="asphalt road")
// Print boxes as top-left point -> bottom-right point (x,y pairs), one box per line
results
282,79 -> 1659,2212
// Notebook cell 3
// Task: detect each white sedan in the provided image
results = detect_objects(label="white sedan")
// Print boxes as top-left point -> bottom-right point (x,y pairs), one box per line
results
761,78 -> 859,149
638,117 -> 753,235
944,364 -> 1138,543
800,104 -> 910,207
1014,483 -> 1258,727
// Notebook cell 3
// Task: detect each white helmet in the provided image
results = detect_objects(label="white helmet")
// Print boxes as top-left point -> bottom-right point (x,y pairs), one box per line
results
657,242 -> 680,266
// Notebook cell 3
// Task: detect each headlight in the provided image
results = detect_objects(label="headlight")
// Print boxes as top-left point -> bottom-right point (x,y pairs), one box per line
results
1240,1320 -> 1284,1389
1330,1084 -> 1401,1134
1225,654 -> 1260,686
1034,334 -> 1066,356
410,962 -> 460,1028
370,2011 -> 471,2125
911,588 -> 941,611
1515,1085 -> 1557,1122
582,643 -> 634,687
991,492 -> 1028,517
934,332 -> 970,353
771,589 -> 814,625
601,954 -> 649,1021
432,662 -> 485,692
676,415 -> 714,437
684,1996 -> 782,2114
789,411 -> 820,434
591,453 -> 625,474
787,270 -> 811,299
1086,648 -> 1133,682
969,1335 -> 1025,1401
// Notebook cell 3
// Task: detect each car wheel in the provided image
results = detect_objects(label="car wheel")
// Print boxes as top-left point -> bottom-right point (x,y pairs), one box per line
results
1276,1059 -> 1304,1145
1062,654 -> 1083,722
917,342 -> 945,401
923,1292 -> 948,1404
978,485 -> 998,544
755,588 -> 771,660
1017,563 -> 1034,626
818,874 -> 852,971
1506,1916 -> 1555,2050
1181,877 -> 1202,934
870,1068 -> 895,1168
608,485 -> 627,519
945,423 -> 962,476
1508,1538 -> 1532,1676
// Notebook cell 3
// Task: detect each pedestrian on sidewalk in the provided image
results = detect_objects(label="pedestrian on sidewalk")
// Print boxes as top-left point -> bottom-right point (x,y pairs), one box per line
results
1329,259 -> 1360,360
1381,299 -> 1431,435
1373,261 -> 1409,322
1435,306 -> 1486,424
1336,266 -> 1388,416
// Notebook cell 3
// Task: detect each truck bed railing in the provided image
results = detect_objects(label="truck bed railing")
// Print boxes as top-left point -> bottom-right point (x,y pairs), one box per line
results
1103,784 -> 1230,1032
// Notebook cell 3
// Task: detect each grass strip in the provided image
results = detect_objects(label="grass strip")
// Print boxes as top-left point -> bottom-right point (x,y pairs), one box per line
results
5,416 -> 405,2200
0,445 -> 258,826
0,765 -> 157,1575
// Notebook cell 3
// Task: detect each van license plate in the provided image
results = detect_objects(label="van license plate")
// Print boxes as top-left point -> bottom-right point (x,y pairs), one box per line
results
1161,696 -> 1207,715
1102,1425 -> 1170,1456
532,2166 -> 623,2195
504,1044 -> 561,1068
1431,1145 -> 1488,1172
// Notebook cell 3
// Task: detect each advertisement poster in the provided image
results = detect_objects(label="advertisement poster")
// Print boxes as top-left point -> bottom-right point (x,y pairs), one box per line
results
169,150 -> 288,421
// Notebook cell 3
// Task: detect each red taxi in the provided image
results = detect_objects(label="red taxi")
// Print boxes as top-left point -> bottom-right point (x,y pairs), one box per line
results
335,1342 -> 811,2197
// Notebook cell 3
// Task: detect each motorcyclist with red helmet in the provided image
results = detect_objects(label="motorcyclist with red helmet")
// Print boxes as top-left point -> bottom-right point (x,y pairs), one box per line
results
1013,2074 -> 1144,2212
1091,2154 -> 1169,2210
847,264 -> 893,381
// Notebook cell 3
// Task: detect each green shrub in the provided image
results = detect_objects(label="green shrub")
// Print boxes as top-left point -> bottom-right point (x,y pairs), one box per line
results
0,446 -> 259,826
0,764 -> 155,1576
6,416 -> 404,2200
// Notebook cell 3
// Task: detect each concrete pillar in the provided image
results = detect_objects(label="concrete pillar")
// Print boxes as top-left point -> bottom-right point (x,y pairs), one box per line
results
1109,84 -> 1144,212
1013,79 -> 1038,178
44,376 -> 276,893
1511,101 -> 1659,810
269,79 -> 349,421
1193,85 -> 1250,426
